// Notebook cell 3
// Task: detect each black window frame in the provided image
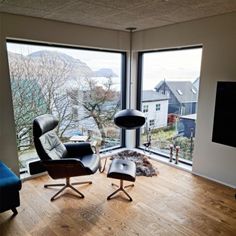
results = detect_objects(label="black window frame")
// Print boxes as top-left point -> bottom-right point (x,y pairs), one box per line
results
136,45 -> 202,166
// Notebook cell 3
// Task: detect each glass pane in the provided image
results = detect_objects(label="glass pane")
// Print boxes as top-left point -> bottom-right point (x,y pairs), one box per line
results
140,47 -> 202,163
7,42 -> 123,172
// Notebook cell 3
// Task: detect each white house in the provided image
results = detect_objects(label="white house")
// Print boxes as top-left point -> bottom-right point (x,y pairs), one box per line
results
142,90 -> 169,131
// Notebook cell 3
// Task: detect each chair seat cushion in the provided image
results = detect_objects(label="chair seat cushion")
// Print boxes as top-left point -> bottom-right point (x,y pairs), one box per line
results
107,159 -> 136,182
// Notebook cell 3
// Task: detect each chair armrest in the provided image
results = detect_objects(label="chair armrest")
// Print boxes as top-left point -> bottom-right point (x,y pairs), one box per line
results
80,154 -> 100,174
64,142 -> 94,157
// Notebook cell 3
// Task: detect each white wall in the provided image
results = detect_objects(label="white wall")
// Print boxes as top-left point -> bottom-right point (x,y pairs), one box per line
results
0,13 -> 129,175
134,12 -> 236,188
0,14 -> 20,175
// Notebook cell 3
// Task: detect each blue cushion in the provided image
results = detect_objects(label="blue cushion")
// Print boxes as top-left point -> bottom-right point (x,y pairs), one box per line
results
0,161 -> 21,213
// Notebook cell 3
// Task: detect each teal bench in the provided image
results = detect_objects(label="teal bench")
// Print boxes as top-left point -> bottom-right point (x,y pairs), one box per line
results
0,161 -> 22,215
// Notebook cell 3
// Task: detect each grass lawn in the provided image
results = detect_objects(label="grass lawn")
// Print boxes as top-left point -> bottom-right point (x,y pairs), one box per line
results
141,128 -> 193,161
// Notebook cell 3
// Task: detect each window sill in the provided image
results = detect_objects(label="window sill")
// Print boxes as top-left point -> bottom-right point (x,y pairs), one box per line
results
21,147 -> 192,181
135,149 -> 192,173
100,147 -> 192,173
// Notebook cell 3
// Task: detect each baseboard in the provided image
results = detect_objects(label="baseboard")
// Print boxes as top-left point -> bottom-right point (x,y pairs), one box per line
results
21,171 -> 47,182
192,171 -> 236,189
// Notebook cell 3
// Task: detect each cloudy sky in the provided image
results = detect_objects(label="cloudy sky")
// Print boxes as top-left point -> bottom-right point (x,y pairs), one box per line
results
7,43 -> 202,91
142,48 -> 202,90
7,42 -> 122,75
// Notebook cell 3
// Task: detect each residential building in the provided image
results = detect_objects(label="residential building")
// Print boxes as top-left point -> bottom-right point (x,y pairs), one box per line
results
142,90 -> 169,130
155,80 -> 198,115
177,113 -> 196,138
193,77 -> 200,90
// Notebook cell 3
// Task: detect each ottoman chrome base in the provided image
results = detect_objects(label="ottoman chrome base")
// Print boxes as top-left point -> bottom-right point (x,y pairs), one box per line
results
107,159 -> 136,201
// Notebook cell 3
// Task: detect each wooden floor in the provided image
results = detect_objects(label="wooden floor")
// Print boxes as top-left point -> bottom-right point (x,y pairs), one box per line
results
0,159 -> 236,236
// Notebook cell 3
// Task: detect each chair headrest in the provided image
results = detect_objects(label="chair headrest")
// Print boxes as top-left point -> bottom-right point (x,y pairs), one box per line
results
33,114 -> 58,137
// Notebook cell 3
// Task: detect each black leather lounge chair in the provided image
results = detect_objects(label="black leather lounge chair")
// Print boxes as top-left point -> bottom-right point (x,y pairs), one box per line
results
33,114 -> 100,201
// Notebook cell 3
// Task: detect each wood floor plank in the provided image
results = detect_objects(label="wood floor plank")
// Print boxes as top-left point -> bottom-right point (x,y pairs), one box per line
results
0,159 -> 236,236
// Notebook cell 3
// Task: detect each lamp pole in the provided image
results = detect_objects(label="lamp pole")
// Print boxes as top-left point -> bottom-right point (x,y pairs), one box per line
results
126,27 -> 136,109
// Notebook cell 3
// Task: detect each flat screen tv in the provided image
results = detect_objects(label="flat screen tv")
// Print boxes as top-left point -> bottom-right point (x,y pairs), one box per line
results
212,81 -> 236,148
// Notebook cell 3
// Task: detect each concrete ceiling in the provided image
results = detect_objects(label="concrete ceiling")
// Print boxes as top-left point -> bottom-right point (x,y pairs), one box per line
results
0,0 -> 236,31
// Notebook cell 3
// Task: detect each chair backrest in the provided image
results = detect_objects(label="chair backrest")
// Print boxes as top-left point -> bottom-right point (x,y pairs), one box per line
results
33,114 -> 68,161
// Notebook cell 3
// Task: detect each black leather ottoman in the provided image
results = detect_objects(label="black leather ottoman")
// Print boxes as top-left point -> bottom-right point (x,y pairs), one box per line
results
107,159 -> 136,201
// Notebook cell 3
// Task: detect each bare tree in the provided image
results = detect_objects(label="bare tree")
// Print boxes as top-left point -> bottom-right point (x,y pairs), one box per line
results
8,51 -> 76,149
9,50 -> 120,152
33,52 -> 76,138
9,53 -> 47,150
69,76 -> 121,146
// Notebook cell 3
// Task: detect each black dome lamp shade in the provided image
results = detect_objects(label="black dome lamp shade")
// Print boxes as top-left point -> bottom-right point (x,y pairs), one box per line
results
114,109 -> 146,130
114,27 -> 145,130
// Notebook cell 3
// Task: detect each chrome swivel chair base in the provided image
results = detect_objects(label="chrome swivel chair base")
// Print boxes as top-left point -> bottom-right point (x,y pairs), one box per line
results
107,180 -> 134,201
44,177 -> 92,201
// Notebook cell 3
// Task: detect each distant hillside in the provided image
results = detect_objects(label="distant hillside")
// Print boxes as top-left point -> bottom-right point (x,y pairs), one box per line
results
28,50 -> 93,79
8,50 -> 118,83
94,68 -> 117,77
29,50 -> 76,62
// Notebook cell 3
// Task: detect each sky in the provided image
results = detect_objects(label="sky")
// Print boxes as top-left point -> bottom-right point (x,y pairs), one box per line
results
7,42 -> 122,76
142,48 -> 203,89
7,43 -> 202,91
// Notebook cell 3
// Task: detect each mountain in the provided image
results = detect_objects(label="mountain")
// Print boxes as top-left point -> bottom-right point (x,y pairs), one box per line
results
8,50 -> 118,86
94,68 -> 117,78
28,50 -> 93,79
29,50 -> 76,63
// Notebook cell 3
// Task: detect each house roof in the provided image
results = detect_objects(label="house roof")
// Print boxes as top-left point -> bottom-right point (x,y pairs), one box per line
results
193,77 -> 200,90
155,81 -> 198,103
180,113 -> 197,120
142,90 -> 169,102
